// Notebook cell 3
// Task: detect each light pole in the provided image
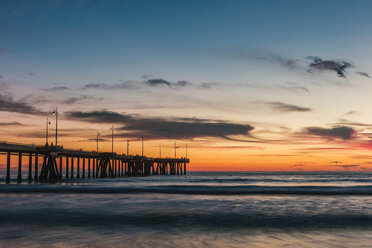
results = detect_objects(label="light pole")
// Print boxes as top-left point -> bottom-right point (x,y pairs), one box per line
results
159,144 -> 161,158
45,118 -> 51,146
141,136 -> 144,157
52,107 -> 58,146
174,142 -> 177,158
110,125 -> 114,154
186,144 -> 188,158
127,140 -> 130,156
96,131 -> 100,153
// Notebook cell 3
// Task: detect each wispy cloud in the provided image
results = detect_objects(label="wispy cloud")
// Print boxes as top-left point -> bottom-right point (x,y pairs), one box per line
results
0,94 -> 47,115
82,81 -> 137,90
263,101 -> 312,112
224,50 -> 302,70
255,100 -> 312,113
356,71 -> 372,79
332,164 -> 360,169
64,110 -> 255,140
41,86 -> 70,91
61,95 -> 102,105
0,121 -> 25,126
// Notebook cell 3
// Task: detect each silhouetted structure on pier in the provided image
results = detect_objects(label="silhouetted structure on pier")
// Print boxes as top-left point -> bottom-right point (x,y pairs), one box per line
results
0,142 -> 189,183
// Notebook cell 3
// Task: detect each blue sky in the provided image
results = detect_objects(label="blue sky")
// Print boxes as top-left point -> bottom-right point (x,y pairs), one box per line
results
2,0 -> 372,83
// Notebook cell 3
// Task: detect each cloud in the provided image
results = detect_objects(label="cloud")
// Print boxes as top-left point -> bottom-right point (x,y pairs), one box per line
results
0,94 -> 47,115
305,126 -> 355,140
65,110 -> 255,140
0,121 -> 25,126
82,81 -> 137,90
28,72 -> 36,76
307,56 -> 353,78
61,95 -> 101,105
262,101 -> 312,112
291,164 -> 304,167
332,164 -> 360,169
0,46 -> 12,54
356,71 -> 372,79
145,78 -> 192,88
224,50 -> 301,70
41,86 -> 70,91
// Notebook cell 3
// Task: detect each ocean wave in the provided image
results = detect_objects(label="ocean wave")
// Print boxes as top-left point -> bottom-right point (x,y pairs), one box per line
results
0,211 -> 371,229
2,184 -> 372,195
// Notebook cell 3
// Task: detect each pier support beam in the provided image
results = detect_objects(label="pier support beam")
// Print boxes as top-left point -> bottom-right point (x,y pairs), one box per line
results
17,153 -> 22,183
77,157 -> 80,178
88,158 -> 91,178
70,157 -> 74,178
6,152 -> 10,184
82,158 -> 85,178
59,157 -> 63,178
34,154 -> 38,181
65,156 -> 69,179
28,153 -> 32,182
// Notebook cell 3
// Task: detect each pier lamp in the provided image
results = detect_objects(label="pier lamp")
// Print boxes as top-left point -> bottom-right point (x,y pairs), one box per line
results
110,125 -> 114,154
45,118 -> 51,146
96,131 -> 100,153
52,107 -> 58,146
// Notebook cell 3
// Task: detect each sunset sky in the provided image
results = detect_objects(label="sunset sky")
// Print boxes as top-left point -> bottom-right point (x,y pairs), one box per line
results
1,0 -> 372,171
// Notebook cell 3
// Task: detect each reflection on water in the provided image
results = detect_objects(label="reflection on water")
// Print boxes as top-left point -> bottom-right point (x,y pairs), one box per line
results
1,172 -> 372,247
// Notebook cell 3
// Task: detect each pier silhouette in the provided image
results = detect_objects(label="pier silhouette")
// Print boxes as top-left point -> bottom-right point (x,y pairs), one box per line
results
0,142 -> 189,183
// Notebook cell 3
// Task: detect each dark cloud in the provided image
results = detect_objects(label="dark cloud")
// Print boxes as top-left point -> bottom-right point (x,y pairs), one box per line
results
28,72 -> 36,76
356,71 -> 372,79
145,78 -> 192,88
65,110 -> 254,140
264,101 -> 312,112
305,126 -> 355,140
0,94 -> 47,115
307,56 -> 353,78
330,161 -> 342,164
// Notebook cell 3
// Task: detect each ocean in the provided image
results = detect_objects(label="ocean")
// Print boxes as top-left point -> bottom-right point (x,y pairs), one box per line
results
1,171 -> 372,247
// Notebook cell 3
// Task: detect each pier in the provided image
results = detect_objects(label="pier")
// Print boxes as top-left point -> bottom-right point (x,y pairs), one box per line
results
0,142 -> 189,183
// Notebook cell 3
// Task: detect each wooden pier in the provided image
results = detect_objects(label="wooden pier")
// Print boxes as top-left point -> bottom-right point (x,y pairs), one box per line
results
0,142 -> 189,183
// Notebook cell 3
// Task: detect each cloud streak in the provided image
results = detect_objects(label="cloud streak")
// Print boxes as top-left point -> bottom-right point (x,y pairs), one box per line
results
0,94 -> 47,115
264,101 -> 312,112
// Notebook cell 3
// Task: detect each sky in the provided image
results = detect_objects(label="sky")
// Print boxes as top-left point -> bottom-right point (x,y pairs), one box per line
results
1,0 -> 372,171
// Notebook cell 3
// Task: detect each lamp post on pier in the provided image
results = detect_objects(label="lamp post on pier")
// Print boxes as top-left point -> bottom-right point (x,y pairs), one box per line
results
52,107 -> 58,146
45,118 -> 51,146
141,136 -> 144,157
96,131 -> 100,153
127,140 -> 130,156
110,125 -> 114,154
